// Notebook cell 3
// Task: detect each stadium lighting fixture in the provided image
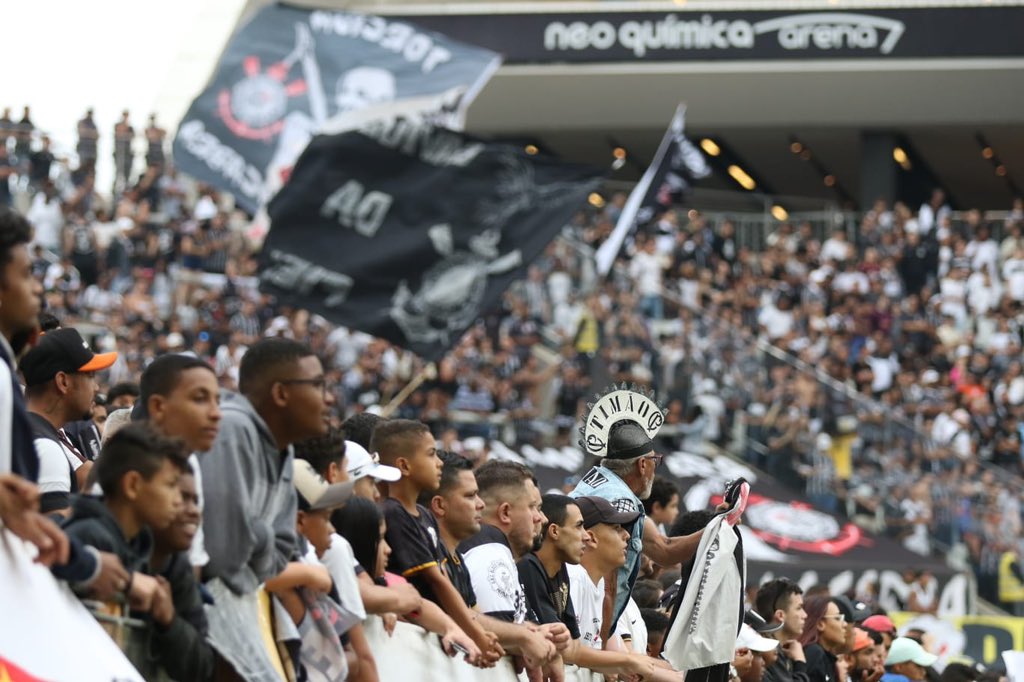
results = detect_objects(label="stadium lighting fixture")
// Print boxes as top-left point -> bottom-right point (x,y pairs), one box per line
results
727,165 -> 757,190
700,139 -> 721,157
524,144 -> 538,155
892,147 -> 911,170
771,205 -> 789,221
588,192 -> 606,208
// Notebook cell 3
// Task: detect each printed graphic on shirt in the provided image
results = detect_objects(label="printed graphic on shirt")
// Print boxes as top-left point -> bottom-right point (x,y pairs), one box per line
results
613,497 -> 638,514
581,468 -> 608,488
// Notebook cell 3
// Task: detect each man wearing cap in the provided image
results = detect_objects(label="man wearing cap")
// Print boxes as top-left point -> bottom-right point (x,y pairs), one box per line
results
737,622 -> 781,682
562,495 -> 658,679
277,458 -> 358,681
20,327 -> 117,514
861,615 -> 897,654
881,638 -> 936,682
345,439 -> 399,502
846,628 -> 884,682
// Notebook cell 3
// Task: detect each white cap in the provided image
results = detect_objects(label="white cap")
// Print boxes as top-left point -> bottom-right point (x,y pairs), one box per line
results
345,440 -> 401,482
736,624 -> 779,653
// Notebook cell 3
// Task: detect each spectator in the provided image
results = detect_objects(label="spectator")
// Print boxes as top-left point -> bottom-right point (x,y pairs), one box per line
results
344,438 -> 398,502
198,338 -> 333,680
113,110 -> 134,190
882,638 -> 936,682
20,327 -> 117,513
756,578 -> 809,682
643,476 -> 680,535
800,595 -> 852,682
76,108 -> 99,167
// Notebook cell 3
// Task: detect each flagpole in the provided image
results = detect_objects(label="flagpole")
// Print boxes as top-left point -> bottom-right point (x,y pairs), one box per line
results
379,363 -> 437,418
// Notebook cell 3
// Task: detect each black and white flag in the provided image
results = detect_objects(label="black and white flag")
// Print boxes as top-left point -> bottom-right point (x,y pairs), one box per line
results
595,104 -> 711,275
258,115 -> 603,361
172,5 -> 501,214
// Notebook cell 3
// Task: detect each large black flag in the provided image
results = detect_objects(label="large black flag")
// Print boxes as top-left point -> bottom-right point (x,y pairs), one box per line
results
172,5 -> 500,214
259,116 -> 603,361
595,104 -> 711,274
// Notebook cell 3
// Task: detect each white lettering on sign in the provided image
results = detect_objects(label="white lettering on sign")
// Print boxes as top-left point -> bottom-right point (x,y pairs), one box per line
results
309,11 -> 453,73
543,12 -> 904,57
261,250 -> 354,307
360,118 -> 484,167
176,120 -> 264,201
320,180 -> 393,238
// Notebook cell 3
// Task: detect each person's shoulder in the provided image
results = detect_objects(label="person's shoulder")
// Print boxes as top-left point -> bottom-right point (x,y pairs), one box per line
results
516,552 -> 543,575
458,524 -> 509,557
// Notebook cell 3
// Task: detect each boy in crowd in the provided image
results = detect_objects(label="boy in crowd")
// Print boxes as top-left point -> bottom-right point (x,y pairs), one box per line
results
293,427 -> 380,682
200,338 -> 335,679
429,453 -> 560,672
372,419 -> 503,667
146,462 -> 215,681
755,578 -> 810,682
345,438 -> 399,503
342,411 -> 383,450
135,353 -> 221,572
59,422 -> 190,674
641,609 -> 671,659
644,476 -> 680,536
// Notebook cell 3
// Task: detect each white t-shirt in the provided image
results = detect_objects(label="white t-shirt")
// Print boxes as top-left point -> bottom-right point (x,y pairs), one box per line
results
187,454 -> 210,568
616,597 -> 648,655
461,526 -> 527,623
35,435 -> 83,495
629,251 -> 663,297
1003,258 -> 1024,301
567,562 -> 604,650
320,533 -> 367,620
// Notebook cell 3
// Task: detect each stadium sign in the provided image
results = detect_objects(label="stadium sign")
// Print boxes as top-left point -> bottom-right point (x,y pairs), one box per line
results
395,7 -> 1023,64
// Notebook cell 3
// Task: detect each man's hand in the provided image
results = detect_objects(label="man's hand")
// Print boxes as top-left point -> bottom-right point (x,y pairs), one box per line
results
860,665 -> 884,682
150,576 -> 175,627
539,622 -> 572,652
520,628 -> 557,668
303,563 -> 333,593
128,572 -> 161,612
781,639 -> 806,663
441,624 -> 483,666
473,629 -> 504,668
0,474 -> 69,567
624,653 -> 657,679
88,552 -> 130,601
392,582 -> 423,614
382,612 -> 398,636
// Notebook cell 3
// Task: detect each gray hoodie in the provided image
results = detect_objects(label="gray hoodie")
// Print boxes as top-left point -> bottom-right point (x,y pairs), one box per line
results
200,392 -> 297,594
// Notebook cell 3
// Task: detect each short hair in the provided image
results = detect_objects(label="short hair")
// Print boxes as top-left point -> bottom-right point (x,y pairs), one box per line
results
294,425 -> 346,477
107,381 -> 141,403
632,579 -> 663,609
343,412 -> 384,450
437,450 -> 474,496
755,578 -> 804,621
643,477 -> 678,516
669,509 -> 715,537
0,207 -> 31,274
238,338 -> 315,397
140,355 -> 213,402
640,608 -> 670,635
541,493 -> 577,530
601,455 -> 643,479
475,460 -> 535,506
370,419 -> 429,466
95,421 -> 189,498
38,312 -> 61,332
940,664 -> 982,682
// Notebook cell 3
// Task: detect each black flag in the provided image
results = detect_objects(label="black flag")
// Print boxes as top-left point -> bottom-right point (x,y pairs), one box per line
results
596,104 -> 710,274
259,117 -> 603,361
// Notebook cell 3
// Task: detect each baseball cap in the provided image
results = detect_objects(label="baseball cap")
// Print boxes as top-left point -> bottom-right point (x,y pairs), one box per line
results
293,459 -> 354,511
886,638 -> 937,668
345,440 -> 400,482
736,623 -> 779,653
575,496 -> 641,529
862,615 -> 897,635
832,595 -> 871,623
852,628 -> 874,653
19,328 -> 118,387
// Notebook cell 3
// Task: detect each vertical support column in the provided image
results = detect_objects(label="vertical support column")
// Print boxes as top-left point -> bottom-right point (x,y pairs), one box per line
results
860,131 -> 898,211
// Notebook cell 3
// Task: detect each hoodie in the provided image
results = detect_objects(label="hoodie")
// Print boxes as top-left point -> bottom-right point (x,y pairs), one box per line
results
58,494 -> 152,576
199,392 -> 297,594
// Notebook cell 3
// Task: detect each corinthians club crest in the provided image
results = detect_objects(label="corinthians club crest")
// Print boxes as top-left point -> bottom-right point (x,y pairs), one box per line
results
580,383 -> 667,456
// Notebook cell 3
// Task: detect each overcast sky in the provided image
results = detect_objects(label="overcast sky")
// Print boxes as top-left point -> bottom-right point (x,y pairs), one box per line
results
7,0 -> 244,192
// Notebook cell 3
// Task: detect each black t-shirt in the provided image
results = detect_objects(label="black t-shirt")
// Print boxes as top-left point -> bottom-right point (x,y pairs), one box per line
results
517,553 -> 579,639
382,498 -> 444,605
440,541 -> 476,609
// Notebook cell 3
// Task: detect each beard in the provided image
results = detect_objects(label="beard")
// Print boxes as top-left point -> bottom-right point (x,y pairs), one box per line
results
530,529 -> 544,553
638,474 -> 655,500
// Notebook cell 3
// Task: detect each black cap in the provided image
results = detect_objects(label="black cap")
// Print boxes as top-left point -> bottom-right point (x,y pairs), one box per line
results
575,495 -> 641,529
832,595 -> 871,623
745,609 -> 783,635
606,421 -> 654,460
19,328 -> 117,387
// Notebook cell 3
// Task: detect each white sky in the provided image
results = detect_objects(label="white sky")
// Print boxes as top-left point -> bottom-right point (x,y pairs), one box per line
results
5,0 -> 246,193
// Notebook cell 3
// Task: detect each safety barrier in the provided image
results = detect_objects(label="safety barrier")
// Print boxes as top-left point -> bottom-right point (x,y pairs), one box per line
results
362,616 -> 604,682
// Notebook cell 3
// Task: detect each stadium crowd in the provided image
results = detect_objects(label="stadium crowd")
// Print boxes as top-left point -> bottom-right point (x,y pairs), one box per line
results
1,109 -> 1023,680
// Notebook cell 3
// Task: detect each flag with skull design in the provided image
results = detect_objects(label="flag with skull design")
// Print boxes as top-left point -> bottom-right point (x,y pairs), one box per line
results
258,113 -> 603,361
172,4 -> 501,213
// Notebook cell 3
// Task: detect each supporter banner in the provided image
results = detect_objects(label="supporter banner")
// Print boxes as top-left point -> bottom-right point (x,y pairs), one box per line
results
258,116 -> 602,361
889,613 -> 1024,670
395,7 -> 1024,64
172,5 -> 500,213
487,443 -> 972,616
0,530 -> 144,681
595,104 -> 709,275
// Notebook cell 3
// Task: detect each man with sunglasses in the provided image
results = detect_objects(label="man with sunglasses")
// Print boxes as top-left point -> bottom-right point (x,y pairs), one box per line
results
755,578 -> 810,682
200,337 -> 335,680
